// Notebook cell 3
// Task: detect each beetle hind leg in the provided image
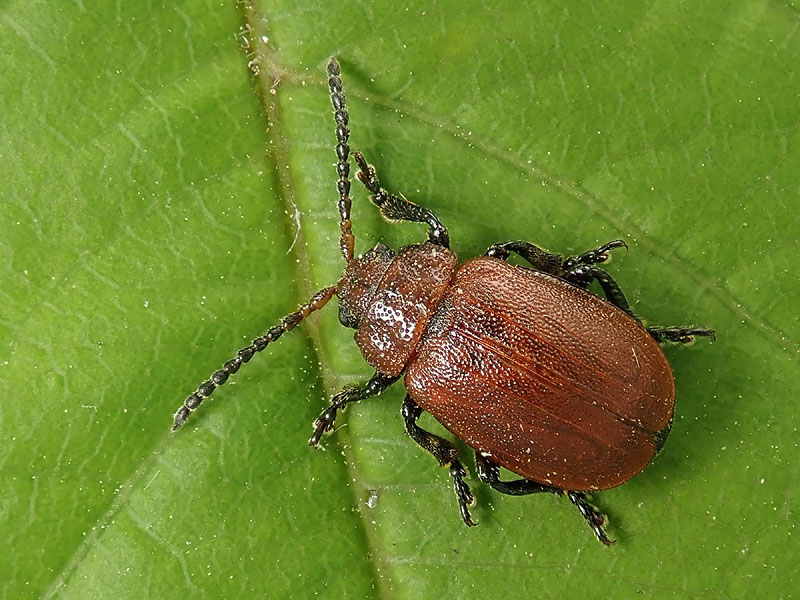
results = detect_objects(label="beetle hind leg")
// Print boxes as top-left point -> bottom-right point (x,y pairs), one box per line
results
475,452 -> 561,496
475,453 -> 615,545
401,395 -> 476,526
567,491 -> 615,546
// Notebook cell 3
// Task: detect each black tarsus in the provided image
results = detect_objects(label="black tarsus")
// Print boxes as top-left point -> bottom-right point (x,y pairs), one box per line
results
309,372 -> 398,446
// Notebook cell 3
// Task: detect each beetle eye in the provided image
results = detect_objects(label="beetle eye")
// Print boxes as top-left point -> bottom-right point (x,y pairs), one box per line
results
338,304 -> 360,329
372,242 -> 389,253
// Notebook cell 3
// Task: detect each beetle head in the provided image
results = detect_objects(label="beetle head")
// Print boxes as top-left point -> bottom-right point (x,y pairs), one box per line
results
336,243 -> 395,329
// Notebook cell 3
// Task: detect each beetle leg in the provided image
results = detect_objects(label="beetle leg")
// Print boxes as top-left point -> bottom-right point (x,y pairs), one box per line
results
567,492 -> 615,546
647,326 -> 716,344
485,239 -> 627,277
561,239 -> 628,271
485,239 -> 634,317
484,240 -> 564,275
401,395 -> 476,527
475,452 -> 561,495
309,372 -> 399,446
171,286 -> 337,431
475,453 -> 615,546
352,151 -> 450,248
562,265 -> 638,319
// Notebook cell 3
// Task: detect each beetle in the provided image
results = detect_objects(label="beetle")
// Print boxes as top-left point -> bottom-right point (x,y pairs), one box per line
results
171,58 -> 714,544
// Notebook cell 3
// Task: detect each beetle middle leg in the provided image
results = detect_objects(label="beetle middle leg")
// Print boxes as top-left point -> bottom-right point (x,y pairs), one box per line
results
486,239 -> 627,276
560,244 -> 714,342
401,395 -> 476,527
475,453 -> 614,545
485,240 -> 564,275
308,372 -> 398,446
485,238 -> 633,311
486,239 -> 637,317
559,241 -> 636,317
561,265 -> 638,318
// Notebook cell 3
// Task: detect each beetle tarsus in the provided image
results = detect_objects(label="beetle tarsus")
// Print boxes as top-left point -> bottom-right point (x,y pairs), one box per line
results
309,374 -> 399,447
309,406 -> 338,446
562,239 -> 628,271
567,491 -> 616,546
647,326 -> 716,344
450,461 -> 477,527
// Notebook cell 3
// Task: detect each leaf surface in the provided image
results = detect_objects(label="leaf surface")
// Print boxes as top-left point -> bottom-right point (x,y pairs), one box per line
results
1,1 -> 798,598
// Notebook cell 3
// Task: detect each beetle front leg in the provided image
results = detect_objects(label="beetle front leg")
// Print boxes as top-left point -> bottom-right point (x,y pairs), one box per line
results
309,373 -> 398,446
352,152 -> 450,248
475,453 -> 614,546
401,395 -> 476,527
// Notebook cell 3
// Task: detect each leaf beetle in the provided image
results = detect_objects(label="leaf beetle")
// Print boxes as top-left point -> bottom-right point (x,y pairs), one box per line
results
171,58 -> 714,544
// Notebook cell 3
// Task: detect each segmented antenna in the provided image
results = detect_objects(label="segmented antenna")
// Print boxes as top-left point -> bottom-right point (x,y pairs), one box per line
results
328,58 -> 355,262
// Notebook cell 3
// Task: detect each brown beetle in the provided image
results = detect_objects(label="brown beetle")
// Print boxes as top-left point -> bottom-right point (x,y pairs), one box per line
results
172,58 -> 714,544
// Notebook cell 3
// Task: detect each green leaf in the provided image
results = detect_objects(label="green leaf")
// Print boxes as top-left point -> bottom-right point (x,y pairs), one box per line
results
2,1 -> 798,598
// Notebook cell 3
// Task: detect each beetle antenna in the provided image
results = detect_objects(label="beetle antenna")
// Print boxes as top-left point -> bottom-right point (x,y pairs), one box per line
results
171,286 -> 336,430
328,58 -> 355,262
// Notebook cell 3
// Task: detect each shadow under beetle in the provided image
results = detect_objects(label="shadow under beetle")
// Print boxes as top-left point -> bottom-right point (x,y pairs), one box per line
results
172,58 -> 714,544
